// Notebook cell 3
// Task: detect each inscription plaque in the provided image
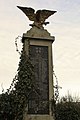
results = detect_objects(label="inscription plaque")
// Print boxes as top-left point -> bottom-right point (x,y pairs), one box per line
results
28,45 -> 49,114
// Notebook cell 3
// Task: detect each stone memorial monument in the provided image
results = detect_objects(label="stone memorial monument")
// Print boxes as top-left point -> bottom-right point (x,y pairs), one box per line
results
17,6 -> 57,120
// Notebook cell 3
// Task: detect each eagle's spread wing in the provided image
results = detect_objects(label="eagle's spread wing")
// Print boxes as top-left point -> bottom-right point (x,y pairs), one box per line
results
17,6 -> 35,21
39,10 -> 57,23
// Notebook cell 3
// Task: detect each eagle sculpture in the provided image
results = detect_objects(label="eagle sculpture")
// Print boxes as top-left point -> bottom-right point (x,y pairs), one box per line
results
17,6 -> 57,29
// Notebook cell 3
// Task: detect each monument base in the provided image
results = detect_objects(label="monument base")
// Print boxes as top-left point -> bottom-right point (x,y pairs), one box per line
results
24,114 -> 54,120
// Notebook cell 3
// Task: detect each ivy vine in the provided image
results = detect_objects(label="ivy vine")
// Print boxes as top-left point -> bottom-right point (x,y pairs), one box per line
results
0,46 -> 36,120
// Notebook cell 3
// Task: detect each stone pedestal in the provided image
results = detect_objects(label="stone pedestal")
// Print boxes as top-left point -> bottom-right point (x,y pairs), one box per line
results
22,26 -> 55,120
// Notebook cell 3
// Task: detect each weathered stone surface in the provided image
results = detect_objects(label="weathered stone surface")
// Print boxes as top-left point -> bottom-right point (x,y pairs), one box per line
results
24,115 -> 53,120
26,26 -> 53,39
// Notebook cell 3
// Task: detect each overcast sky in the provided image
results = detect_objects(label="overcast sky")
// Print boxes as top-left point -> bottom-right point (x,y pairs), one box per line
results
0,0 -> 80,97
